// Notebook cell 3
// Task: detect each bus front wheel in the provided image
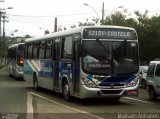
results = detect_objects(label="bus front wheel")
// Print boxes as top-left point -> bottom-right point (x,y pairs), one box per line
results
63,81 -> 71,101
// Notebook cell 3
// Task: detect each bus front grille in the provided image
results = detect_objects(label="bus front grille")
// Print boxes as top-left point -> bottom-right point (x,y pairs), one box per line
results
101,90 -> 122,94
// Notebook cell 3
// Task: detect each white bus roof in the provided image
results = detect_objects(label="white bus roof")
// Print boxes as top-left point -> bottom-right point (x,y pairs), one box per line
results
8,43 -> 24,49
25,25 -> 136,43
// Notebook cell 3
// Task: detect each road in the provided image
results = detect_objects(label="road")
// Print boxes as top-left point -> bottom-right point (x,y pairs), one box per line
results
0,67 -> 160,119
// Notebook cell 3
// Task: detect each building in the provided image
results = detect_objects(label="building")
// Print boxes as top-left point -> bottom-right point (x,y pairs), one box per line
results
12,37 -> 26,43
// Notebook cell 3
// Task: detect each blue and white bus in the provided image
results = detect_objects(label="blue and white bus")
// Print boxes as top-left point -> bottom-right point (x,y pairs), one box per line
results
23,26 -> 139,101
7,43 -> 24,79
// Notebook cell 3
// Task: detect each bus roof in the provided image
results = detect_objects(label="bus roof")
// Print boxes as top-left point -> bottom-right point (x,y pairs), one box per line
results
25,25 -> 136,43
8,43 -> 25,49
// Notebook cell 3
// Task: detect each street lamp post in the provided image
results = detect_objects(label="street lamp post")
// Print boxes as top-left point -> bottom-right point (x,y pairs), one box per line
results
84,3 -> 123,25
83,3 -> 101,20
83,3 -> 101,24
108,6 -> 123,17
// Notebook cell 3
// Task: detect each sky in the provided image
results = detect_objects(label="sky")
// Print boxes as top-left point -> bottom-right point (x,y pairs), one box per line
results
2,0 -> 160,37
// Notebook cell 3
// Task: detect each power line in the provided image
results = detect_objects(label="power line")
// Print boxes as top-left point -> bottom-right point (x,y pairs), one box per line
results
6,11 -> 102,18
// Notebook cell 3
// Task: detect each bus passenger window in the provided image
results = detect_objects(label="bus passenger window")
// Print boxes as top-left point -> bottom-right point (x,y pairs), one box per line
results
27,44 -> 33,59
33,43 -> 39,59
39,41 -> 46,59
62,36 -> 73,59
46,40 -> 52,59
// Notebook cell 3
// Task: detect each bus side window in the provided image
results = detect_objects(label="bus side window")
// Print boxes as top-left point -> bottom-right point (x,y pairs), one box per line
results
62,36 -> 73,59
27,43 -> 33,59
39,40 -> 46,59
33,42 -> 39,59
46,40 -> 52,59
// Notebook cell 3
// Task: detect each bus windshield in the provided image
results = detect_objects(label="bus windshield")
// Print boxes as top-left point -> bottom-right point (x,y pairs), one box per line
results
82,40 -> 139,75
17,44 -> 24,66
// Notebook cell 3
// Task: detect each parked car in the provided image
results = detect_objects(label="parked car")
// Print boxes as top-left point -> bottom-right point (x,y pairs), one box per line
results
146,61 -> 160,100
139,66 -> 148,89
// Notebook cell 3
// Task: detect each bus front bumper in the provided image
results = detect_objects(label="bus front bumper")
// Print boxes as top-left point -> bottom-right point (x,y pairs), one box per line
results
79,84 -> 139,99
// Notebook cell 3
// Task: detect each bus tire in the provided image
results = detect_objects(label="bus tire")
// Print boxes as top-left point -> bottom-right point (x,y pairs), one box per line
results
63,81 -> 71,101
33,74 -> 39,91
149,87 -> 157,101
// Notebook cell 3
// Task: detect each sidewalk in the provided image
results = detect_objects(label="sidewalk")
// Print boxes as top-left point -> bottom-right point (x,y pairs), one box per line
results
0,58 -> 7,70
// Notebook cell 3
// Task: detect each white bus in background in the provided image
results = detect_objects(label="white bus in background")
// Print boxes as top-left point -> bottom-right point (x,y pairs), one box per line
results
23,26 -> 140,101
7,43 -> 25,79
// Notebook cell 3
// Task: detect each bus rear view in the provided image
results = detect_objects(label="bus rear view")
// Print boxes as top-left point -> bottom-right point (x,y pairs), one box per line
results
8,43 -> 24,79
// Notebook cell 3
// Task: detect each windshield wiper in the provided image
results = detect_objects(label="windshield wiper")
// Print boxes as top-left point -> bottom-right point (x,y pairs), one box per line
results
96,39 -> 114,74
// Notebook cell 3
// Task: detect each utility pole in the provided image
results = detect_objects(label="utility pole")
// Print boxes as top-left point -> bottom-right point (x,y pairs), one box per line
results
0,11 -> 5,58
102,2 -> 104,25
2,14 -> 5,58
54,17 -> 57,32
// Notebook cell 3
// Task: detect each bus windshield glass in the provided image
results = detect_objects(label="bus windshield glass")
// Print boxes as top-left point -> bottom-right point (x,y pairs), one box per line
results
17,44 -> 24,66
82,40 -> 139,75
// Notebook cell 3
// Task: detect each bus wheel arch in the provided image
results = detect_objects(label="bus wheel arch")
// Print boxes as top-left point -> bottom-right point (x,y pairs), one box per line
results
33,72 -> 39,90
62,77 -> 71,101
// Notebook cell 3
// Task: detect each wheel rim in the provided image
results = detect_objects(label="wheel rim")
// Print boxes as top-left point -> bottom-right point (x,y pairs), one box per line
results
64,84 -> 69,94
63,83 -> 70,100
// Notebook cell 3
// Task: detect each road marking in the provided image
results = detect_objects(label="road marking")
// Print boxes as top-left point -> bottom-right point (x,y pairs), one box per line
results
27,92 -> 33,119
30,91 -> 105,119
123,97 -> 155,104
0,66 -> 7,71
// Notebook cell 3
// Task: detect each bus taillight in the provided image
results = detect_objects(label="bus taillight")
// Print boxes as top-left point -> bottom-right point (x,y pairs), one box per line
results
20,58 -> 24,64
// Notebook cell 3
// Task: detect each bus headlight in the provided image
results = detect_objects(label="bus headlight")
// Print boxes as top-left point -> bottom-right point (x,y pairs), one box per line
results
82,78 -> 98,88
17,66 -> 23,72
127,77 -> 139,87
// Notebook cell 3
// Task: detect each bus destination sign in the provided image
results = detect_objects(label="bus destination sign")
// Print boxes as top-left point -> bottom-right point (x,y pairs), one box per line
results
83,28 -> 137,40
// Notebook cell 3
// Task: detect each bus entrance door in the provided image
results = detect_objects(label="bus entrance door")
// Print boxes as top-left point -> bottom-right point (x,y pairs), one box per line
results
54,43 -> 60,91
72,41 -> 80,95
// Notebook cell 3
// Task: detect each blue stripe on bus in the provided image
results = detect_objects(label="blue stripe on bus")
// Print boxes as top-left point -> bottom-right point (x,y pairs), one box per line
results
39,59 -> 53,78
99,75 -> 135,86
